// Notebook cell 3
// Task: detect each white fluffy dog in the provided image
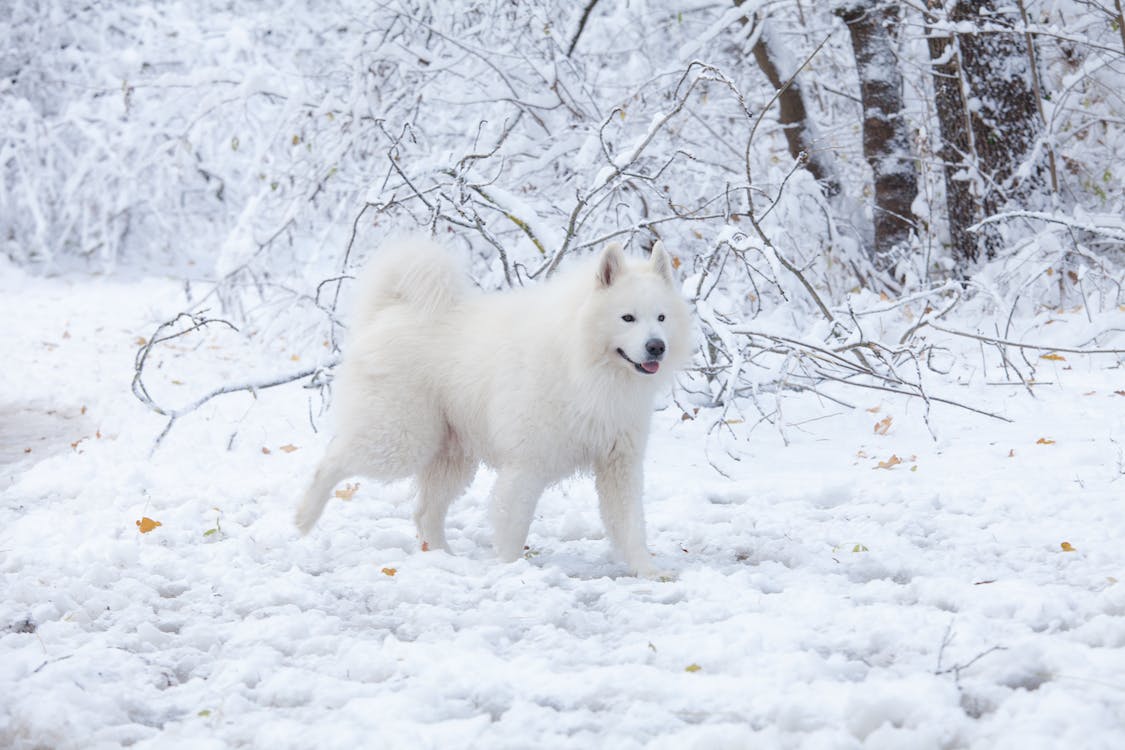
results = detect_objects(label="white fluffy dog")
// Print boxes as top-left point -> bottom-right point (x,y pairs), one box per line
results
295,238 -> 691,575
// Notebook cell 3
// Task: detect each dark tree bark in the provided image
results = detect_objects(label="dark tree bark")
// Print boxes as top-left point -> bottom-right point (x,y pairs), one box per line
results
925,0 -> 979,265
925,0 -> 1045,267
735,2 -> 840,196
953,0 -> 1045,222
836,1 -> 919,274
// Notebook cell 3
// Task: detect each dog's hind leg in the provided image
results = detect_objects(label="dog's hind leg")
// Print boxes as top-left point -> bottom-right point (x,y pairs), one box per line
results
489,468 -> 548,562
414,437 -> 476,552
295,443 -> 352,534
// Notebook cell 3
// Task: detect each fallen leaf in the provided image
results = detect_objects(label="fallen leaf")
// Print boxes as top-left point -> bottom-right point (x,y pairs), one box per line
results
70,438 -> 86,451
681,411 -> 694,421
1060,541 -> 1076,552
334,483 -> 359,501
875,454 -> 902,470
723,419 -> 744,425
873,415 -> 893,435
1067,270 -> 1079,284
866,406 -> 881,413
261,447 -> 271,454
171,379 -> 185,385
80,405 -> 87,415
671,255 -> 682,270
62,330 -> 71,339
1114,391 -> 1125,397
1040,353 -> 1066,361
421,541 -> 430,552
1083,391 -> 1096,396
1008,449 -> 1015,458
684,664 -> 702,673
1036,438 -> 1056,445
856,449 -> 869,458
23,447 -> 32,454
136,517 -> 162,533
910,465 -> 918,472
290,354 -> 300,361
279,444 -> 299,453
381,567 -> 397,576
135,336 -> 148,346
852,543 -> 868,553
1046,267 -> 1054,276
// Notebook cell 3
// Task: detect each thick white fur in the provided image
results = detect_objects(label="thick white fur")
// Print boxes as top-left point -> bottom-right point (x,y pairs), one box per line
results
295,237 -> 692,575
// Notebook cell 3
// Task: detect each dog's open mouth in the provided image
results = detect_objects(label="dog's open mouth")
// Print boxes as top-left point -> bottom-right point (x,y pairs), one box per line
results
617,348 -> 660,374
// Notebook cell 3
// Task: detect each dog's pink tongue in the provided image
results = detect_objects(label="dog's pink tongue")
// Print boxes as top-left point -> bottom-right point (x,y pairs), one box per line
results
642,361 -> 660,373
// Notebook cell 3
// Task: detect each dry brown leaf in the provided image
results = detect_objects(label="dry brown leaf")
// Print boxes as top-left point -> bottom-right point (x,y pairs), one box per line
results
1083,391 -> 1097,396
1040,353 -> 1066,361
381,567 -> 397,576
873,415 -> 893,435
875,454 -> 902,470
1060,541 -> 1076,552
421,541 -> 430,552
856,449 -> 869,458
334,483 -> 359,501
279,444 -> 299,453
290,354 -> 300,361
1115,391 -> 1125,397
671,255 -> 682,270
135,336 -> 148,346
1036,438 -> 1056,445
1008,449 -> 1015,458
866,406 -> 881,414
684,664 -> 702,673
136,517 -> 162,533
261,447 -> 271,454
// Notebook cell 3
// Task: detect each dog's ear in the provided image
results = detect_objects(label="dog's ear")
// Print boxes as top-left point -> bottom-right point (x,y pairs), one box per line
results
650,241 -> 674,284
597,243 -> 625,287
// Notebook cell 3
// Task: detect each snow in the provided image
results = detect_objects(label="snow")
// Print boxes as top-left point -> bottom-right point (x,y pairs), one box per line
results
3,268 -> 1125,748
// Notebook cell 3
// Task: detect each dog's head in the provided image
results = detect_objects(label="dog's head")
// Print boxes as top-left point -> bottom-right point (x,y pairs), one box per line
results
585,241 -> 692,382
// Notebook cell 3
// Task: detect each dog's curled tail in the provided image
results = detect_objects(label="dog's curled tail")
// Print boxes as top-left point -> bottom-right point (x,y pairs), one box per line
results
351,236 -> 468,324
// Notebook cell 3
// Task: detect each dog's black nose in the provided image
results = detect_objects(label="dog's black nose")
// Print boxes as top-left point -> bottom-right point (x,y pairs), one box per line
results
645,338 -> 665,359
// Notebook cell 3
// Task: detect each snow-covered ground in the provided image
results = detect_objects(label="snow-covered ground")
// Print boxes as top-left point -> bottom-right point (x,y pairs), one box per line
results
2,264 -> 1124,749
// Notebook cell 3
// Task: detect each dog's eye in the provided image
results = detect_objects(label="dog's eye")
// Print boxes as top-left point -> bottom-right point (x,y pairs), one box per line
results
658,314 -> 665,322
621,314 -> 635,323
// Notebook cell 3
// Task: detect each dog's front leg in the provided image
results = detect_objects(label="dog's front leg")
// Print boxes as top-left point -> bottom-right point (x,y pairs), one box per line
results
490,468 -> 548,562
595,438 -> 657,576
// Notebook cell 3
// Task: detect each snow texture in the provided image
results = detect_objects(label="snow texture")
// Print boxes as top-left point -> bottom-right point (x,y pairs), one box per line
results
3,266 -> 1124,749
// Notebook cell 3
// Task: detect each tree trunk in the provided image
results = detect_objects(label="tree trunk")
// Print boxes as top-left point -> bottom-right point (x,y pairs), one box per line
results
836,1 -> 919,274
953,0 -> 1045,226
735,2 -> 840,196
924,0 -> 980,265
925,0 -> 1045,267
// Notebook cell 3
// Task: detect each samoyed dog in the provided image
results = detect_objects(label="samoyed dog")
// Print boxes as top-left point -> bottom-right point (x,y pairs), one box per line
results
295,237 -> 692,575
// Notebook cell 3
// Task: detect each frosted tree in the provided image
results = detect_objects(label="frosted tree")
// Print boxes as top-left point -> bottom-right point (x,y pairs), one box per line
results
925,0 -> 1046,266
835,0 -> 918,277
